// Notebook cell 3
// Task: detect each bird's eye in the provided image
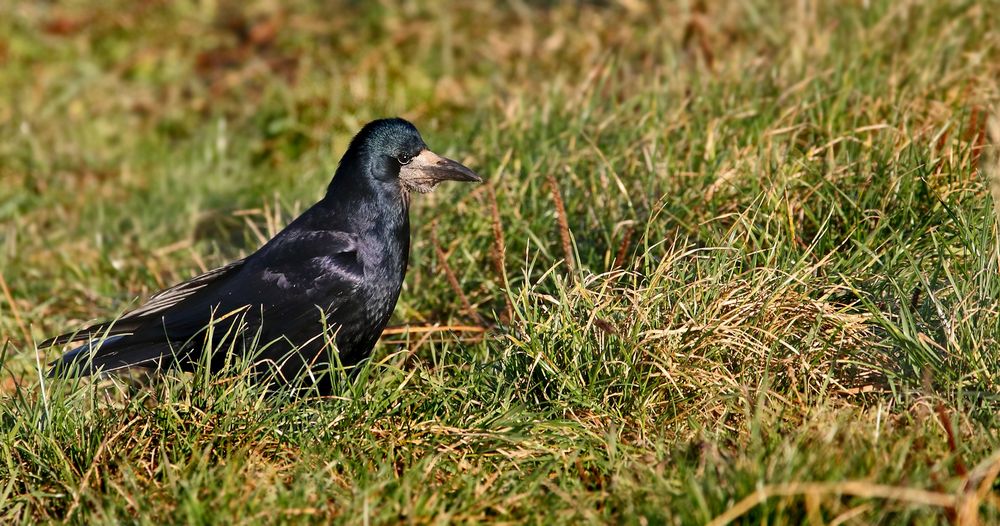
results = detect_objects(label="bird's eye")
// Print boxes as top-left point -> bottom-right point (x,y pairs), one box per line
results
397,154 -> 413,165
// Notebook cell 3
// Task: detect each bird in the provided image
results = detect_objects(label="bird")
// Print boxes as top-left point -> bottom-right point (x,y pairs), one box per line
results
39,117 -> 482,394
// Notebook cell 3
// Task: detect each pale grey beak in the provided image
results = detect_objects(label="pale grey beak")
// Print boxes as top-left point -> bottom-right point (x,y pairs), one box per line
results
400,149 -> 482,193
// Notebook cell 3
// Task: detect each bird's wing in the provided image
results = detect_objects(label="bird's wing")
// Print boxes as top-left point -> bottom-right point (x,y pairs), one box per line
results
39,258 -> 247,348
47,228 -> 364,376
124,258 -> 247,320
150,229 -> 364,337
254,229 -> 363,286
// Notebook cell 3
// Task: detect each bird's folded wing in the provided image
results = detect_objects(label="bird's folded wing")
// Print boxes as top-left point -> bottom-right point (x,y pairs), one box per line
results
43,227 -> 364,377
38,258 -> 247,348
257,230 -> 360,270
123,258 -> 247,320
144,229 -> 364,341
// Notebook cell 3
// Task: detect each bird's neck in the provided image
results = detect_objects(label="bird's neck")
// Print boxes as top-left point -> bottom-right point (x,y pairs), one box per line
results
322,165 -> 411,271
326,160 -> 409,220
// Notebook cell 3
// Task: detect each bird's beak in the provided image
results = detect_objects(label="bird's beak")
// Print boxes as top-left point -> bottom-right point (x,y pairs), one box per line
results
400,149 -> 482,193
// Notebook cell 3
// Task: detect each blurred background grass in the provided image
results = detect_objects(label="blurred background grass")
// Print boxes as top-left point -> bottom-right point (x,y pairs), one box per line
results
2,0 -> 1000,524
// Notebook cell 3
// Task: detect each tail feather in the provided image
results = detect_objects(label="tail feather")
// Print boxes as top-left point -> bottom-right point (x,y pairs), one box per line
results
47,336 -> 178,377
39,259 -> 247,350
38,320 -> 140,349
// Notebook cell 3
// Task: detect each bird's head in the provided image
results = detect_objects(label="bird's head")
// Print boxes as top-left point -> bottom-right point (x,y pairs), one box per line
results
341,118 -> 482,195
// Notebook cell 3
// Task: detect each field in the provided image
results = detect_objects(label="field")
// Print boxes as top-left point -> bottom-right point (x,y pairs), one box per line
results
2,0 -> 1000,523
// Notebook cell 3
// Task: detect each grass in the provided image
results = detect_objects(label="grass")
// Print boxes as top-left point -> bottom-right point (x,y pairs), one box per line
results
1,0 -> 1000,523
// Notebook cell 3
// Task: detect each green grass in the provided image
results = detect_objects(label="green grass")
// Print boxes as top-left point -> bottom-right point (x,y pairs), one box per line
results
2,0 -> 1000,523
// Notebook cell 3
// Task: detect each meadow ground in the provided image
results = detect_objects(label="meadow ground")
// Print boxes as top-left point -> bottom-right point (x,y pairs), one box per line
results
2,0 -> 1000,524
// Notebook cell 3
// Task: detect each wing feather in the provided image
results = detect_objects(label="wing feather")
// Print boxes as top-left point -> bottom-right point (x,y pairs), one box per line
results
39,258 -> 246,348
123,258 -> 245,319
43,226 -> 365,378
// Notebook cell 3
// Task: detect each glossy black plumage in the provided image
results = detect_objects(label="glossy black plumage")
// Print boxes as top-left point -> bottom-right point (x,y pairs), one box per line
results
39,118 -> 481,393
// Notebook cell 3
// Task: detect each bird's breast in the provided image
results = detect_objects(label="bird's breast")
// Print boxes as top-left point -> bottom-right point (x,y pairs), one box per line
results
338,225 -> 408,329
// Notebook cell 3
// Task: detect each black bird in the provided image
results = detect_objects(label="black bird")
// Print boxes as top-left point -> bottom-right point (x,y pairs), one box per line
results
39,118 -> 481,393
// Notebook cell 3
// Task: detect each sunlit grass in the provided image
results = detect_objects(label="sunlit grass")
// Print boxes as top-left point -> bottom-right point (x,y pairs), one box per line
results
2,0 -> 1000,523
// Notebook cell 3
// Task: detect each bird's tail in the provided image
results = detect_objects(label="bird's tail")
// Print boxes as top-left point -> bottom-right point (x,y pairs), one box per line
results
47,335 -> 175,377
